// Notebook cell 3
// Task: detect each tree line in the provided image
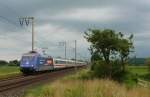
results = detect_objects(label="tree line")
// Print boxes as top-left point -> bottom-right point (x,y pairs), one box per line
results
0,60 -> 20,66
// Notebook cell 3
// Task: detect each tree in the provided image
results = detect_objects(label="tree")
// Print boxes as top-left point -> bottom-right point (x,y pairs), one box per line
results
9,60 -> 20,66
85,29 -> 119,64
117,32 -> 134,71
84,29 -> 119,77
89,46 -> 103,62
0,60 -> 8,66
84,29 -> 134,78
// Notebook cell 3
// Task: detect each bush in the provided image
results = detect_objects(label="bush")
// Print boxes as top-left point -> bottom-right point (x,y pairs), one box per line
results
91,60 -> 138,86
91,60 -> 123,79
62,69 -> 94,80
77,69 -> 94,80
112,60 -> 125,81
91,60 -> 110,78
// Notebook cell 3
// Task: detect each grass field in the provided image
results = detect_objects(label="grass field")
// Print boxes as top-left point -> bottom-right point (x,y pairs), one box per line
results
127,66 -> 150,81
24,67 -> 150,97
128,66 -> 149,75
24,78 -> 150,97
0,66 -> 20,79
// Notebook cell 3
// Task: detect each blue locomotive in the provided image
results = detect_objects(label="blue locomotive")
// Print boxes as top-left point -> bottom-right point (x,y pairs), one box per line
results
20,51 -> 54,73
20,51 -> 86,74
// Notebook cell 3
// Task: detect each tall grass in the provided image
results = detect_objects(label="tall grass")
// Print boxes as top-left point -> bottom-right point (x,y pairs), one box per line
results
25,79 -> 150,97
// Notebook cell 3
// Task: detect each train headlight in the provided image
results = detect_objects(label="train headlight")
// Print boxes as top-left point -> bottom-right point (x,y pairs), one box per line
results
26,61 -> 29,65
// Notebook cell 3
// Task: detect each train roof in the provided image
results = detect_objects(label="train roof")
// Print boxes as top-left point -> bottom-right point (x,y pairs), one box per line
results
23,52 -> 39,56
22,51 -> 52,58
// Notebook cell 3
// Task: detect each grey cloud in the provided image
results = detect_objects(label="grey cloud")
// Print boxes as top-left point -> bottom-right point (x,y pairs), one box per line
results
0,0 -> 150,60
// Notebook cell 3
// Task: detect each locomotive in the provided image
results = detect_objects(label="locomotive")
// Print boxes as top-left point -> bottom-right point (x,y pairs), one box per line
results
20,51 -> 86,74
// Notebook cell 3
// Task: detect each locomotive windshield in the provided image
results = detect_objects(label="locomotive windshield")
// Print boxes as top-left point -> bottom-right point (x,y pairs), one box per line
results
20,55 -> 36,66
22,56 -> 34,61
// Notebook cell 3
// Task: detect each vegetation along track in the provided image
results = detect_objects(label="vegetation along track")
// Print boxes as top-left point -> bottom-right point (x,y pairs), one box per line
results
0,66 -> 85,93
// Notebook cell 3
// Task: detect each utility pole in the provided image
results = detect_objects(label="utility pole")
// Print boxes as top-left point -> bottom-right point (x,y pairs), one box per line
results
19,17 -> 35,51
31,17 -> 34,51
64,41 -> 67,64
74,40 -> 77,70
59,41 -> 67,61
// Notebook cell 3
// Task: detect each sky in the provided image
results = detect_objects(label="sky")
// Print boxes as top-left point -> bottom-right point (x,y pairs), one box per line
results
0,0 -> 150,61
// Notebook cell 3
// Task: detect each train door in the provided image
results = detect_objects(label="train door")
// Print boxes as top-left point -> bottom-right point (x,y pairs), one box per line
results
37,57 -> 45,71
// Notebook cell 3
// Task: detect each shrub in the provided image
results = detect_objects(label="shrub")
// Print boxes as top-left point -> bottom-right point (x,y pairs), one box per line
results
90,60 -> 138,86
91,60 -> 110,78
91,60 -> 123,79
111,60 -> 127,81
77,69 -> 94,80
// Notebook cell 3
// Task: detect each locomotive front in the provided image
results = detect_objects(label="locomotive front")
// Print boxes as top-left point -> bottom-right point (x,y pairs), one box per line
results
20,51 -> 39,73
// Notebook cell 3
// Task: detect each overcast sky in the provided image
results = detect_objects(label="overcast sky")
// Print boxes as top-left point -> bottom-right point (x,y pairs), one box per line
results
0,0 -> 150,60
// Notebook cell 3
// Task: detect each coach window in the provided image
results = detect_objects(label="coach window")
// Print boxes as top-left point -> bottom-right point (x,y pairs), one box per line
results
55,60 -> 57,64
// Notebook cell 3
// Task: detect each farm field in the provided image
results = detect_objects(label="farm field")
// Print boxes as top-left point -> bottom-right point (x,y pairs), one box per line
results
128,66 -> 148,75
0,66 -> 20,79
24,69 -> 150,97
127,66 -> 150,81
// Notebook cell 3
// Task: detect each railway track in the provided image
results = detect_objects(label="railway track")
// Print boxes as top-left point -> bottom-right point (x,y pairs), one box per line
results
0,66 -> 84,93
0,74 -> 23,82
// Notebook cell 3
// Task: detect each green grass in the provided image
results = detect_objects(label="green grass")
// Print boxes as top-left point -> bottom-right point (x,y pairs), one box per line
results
128,66 -> 149,76
24,84 -> 46,97
0,65 -> 20,79
127,66 -> 150,81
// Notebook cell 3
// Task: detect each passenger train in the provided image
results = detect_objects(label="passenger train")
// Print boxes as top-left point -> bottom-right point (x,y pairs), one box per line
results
20,51 -> 86,74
